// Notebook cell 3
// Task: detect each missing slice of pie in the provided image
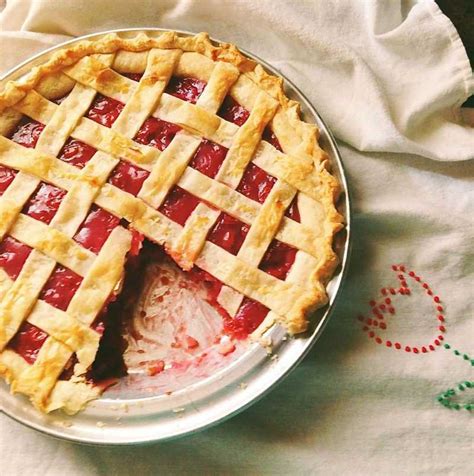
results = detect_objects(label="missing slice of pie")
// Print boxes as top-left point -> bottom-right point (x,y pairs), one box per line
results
0,31 -> 343,414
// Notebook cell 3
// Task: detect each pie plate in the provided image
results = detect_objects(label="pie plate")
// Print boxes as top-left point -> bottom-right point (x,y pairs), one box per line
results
0,28 -> 351,445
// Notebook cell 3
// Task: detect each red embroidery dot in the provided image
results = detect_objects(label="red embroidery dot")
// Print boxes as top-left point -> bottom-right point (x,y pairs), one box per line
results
415,276 -> 421,282
400,266 -> 406,272
388,307 -> 395,314
368,331 -> 375,338
434,339 -> 440,346
380,322 -> 387,329
399,288 -> 405,295
405,288 -> 411,295
362,326 -> 368,331
375,337 -> 382,344
439,325 -> 446,332
367,318 -> 373,325
385,298 -> 391,305
434,296 -> 440,303
373,320 -> 379,327
429,344 -> 435,351
409,271 -> 415,277
422,347 -> 427,353
381,288 -> 387,296
379,304 -> 386,311
405,346 -> 411,352
389,288 -> 396,295
437,306 -> 443,312
427,290 -> 433,296
369,300 -> 376,307
398,274 -> 404,280
438,315 -> 444,322
392,265 -> 398,271
413,347 -> 419,354
386,340 -> 392,347
438,335 -> 444,341
401,281 -> 408,287
423,283 -> 429,289
357,315 -> 364,322
395,343 -> 401,349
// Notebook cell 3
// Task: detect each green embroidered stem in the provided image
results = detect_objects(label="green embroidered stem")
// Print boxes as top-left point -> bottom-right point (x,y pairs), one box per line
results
436,381 -> 473,411
443,343 -> 474,366
437,343 -> 473,411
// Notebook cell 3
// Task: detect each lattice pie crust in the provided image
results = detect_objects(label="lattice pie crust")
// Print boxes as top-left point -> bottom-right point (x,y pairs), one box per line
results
0,32 -> 343,413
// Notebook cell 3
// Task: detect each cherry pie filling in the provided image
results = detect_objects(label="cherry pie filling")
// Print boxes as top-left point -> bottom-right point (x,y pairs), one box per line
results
1,75 -> 301,386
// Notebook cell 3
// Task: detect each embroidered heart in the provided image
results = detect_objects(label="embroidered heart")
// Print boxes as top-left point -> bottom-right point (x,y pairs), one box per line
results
356,264 -> 473,411
357,265 -> 446,353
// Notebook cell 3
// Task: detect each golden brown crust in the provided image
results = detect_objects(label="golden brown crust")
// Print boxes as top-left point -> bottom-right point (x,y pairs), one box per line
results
0,30 -> 344,412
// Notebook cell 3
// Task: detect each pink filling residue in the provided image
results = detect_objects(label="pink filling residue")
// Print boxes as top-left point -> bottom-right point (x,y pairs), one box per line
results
119,257 -> 245,395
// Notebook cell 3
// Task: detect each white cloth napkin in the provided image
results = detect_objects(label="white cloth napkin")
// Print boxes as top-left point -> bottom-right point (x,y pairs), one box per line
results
0,1 -> 473,474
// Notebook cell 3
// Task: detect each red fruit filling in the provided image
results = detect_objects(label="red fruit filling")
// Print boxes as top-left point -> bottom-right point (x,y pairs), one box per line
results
165,76 -> 206,104
207,213 -> 249,255
0,165 -> 17,195
2,82 -> 300,379
73,206 -> 121,254
108,160 -> 150,196
134,116 -> 181,151
10,117 -> 44,148
286,197 -> 301,222
224,298 -> 270,339
259,240 -> 297,280
189,139 -> 228,178
86,94 -> 124,128
0,236 -> 32,280
58,138 -> 97,169
262,126 -> 282,151
23,182 -> 66,225
237,163 -> 276,204
158,186 -> 200,226
7,322 -> 48,365
39,265 -> 83,311
218,96 -> 250,126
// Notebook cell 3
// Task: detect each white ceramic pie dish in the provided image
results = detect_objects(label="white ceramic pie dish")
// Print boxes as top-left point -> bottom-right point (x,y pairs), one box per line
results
0,28 -> 351,445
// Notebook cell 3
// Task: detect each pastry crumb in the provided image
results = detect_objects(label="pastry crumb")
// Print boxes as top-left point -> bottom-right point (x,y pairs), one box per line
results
172,407 -> 185,414
96,421 -> 105,428
217,336 -> 236,356
239,382 -> 248,389
120,403 -> 129,412
259,336 -> 273,354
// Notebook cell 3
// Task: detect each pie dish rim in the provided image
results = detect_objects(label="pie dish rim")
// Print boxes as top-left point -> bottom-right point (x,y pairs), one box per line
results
0,28 -> 351,444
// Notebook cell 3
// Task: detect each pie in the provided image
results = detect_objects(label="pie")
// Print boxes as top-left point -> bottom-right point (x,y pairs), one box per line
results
0,31 -> 343,414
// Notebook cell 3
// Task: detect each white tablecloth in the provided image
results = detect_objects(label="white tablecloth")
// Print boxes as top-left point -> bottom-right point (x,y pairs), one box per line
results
0,1 -> 473,474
